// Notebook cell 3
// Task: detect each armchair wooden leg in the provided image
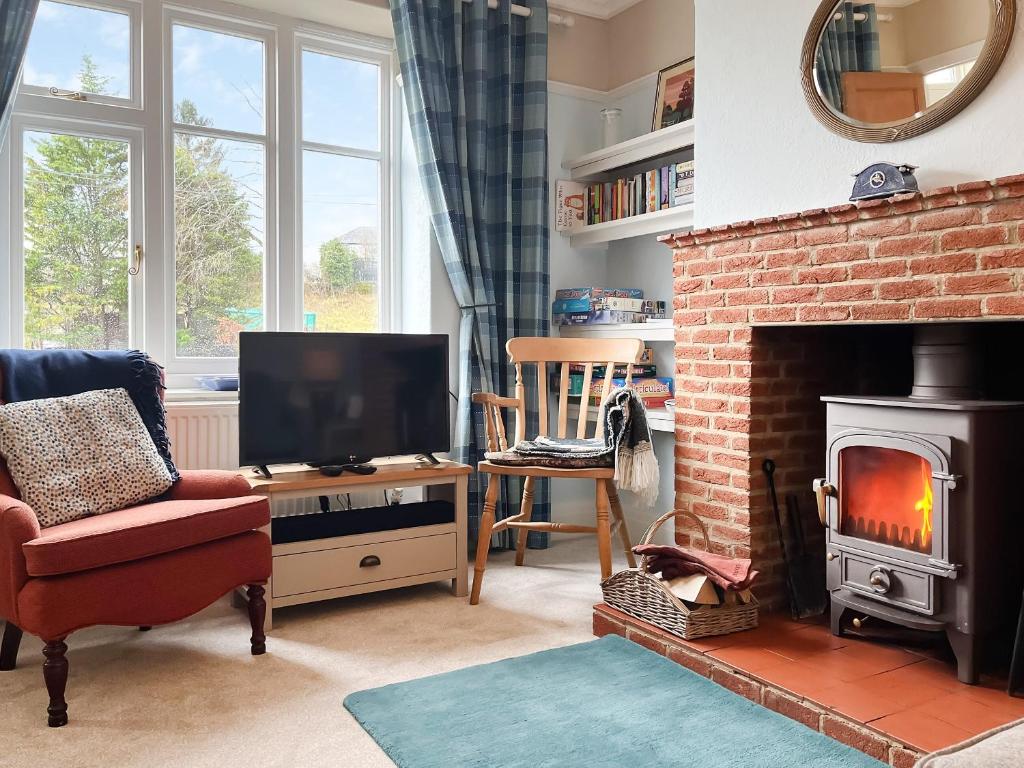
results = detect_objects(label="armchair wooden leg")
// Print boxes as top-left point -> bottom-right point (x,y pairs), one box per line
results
606,481 -> 637,568
42,639 -> 69,728
514,476 -> 536,567
1,622 -> 23,671
595,480 -> 613,580
470,475 -> 500,605
247,584 -> 267,655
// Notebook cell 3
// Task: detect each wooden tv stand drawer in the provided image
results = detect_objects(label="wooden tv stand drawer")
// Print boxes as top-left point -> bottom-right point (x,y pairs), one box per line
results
273,528 -> 457,599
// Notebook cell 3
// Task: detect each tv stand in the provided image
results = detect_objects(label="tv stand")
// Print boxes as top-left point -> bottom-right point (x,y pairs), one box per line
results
253,465 -> 273,479
241,459 -> 470,631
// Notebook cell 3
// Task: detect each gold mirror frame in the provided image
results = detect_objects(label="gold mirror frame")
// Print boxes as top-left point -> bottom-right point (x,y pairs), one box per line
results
800,0 -> 1017,143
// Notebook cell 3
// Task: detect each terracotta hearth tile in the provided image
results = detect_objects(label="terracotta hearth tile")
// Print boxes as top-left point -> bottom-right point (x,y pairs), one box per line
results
910,692 -> 1023,734
958,678 -> 1024,713
813,681 -> 915,723
705,642 -> 792,673
832,639 -> 926,670
883,658 -> 963,694
746,658 -> 842,699
869,709 -> 973,753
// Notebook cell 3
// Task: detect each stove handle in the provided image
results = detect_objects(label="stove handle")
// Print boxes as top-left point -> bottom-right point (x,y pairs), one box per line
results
812,478 -> 836,527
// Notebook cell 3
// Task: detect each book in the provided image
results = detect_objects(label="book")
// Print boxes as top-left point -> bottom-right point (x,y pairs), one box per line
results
553,310 -> 647,326
555,180 -> 586,232
660,166 -> 670,210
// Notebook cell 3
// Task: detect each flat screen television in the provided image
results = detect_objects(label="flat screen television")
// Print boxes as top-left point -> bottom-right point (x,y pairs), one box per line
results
239,332 -> 450,470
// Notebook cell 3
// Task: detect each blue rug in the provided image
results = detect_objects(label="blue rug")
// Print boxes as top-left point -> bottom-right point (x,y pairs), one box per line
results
344,635 -> 885,768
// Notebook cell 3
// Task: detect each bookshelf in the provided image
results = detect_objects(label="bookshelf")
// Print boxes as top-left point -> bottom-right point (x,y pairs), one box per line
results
556,319 -> 673,342
567,203 -> 693,247
563,119 -> 695,181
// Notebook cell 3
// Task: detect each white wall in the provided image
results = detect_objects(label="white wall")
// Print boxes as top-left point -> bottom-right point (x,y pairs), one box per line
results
694,0 -> 1024,228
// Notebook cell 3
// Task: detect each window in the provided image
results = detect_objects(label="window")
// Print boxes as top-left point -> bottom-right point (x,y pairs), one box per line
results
300,48 -> 383,333
3,0 -> 394,381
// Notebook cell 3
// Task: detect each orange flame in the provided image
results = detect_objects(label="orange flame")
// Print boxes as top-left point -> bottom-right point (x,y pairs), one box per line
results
914,462 -> 933,540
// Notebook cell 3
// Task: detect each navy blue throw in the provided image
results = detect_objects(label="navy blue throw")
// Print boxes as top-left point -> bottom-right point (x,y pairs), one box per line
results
0,349 -> 179,482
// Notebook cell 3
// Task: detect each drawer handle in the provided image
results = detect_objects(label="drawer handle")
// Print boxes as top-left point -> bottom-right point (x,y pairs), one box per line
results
868,566 -> 892,594
359,555 -> 382,568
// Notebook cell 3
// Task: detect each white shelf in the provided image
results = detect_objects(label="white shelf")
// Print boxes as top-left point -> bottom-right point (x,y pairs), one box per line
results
557,319 -> 674,342
563,120 -> 696,181
565,203 -> 694,247
565,403 -> 675,434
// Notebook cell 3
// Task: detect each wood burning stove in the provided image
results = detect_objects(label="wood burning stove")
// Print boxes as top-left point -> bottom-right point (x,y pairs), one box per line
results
814,326 -> 1024,684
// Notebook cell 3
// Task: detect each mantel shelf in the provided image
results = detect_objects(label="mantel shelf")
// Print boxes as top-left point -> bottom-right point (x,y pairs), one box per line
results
564,203 -> 694,247
562,120 -> 695,181
556,319 -> 674,342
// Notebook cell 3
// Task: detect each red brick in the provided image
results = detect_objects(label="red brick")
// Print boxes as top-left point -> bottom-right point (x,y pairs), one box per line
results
692,329 -> 729,344
823,284 -> 875,302
762,688 -> 822,730
712,345 -> 752,361
984,198 -> 1024,222
797,305 -> 851,322
593,611 -> 625,638
877,279 -> 937,300
689,292 -> 725,309
851,303 -> 911,321
675,278 -> 705,294
708,239 -> 750,257
772,286 -> 820,304
821,717 -> 889,761
944,273 -> 1015,295
693,430 -> 728,447
815,243 -> 870,264
693,466 -> 730,485
940,225 -> 1009,250
915,298 -> 982,318
709,666 -> 762,703
752,307 -> 797,323
797,266 -> 848,284
675,310 -> 707,325
981,247 -> 1024,269
694,397 -> 729,413
710,273 -> 749,290
913,207 -> 983,231
909,253 -> 977,274
849,217 -> 910,240
876,235 -> 935,257
766,251 -> 808,268
751,269 -> 795,286
724,254 -> 764,271
850,260 -> 907,279
796,225 -> 847,246
625,628 -> 668,656
688,260 -> 723,276
751,233 -> 796,252
693,362 -> 730,377
709,308 -> 749,323
666,646 -> 712,677
712,381 -> 752,396
986,296 -> 1024,315
726,289 -> 769,306
890,747 -> 923,768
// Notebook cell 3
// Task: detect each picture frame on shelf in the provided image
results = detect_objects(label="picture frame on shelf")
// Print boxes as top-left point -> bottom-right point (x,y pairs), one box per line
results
652,57 -> 695,132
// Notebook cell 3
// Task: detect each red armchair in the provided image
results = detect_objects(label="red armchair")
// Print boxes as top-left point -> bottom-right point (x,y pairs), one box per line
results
0,374 -> 271,727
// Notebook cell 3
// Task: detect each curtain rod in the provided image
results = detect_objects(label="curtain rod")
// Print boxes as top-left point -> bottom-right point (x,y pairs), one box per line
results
460,0 -> 576,28
836,11 -> 894,22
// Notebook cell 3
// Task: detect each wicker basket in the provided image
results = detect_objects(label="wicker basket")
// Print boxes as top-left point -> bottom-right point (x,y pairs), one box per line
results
601,510 -> 759,640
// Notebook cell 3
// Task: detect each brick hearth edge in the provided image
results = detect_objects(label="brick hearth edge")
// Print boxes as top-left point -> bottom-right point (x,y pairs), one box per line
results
660,173 -> 1024,605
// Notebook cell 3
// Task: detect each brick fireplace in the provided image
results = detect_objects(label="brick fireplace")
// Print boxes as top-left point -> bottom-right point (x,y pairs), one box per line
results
662,173 -> 1024,609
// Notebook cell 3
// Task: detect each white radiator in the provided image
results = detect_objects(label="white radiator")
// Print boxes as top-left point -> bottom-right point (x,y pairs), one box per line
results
164,401 -> 412,517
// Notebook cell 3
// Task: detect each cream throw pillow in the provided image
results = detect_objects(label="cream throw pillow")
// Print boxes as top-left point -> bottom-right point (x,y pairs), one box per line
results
0,388 -> 174,527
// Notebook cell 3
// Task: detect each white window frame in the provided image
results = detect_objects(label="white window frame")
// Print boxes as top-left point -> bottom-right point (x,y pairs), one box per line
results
1,0 -> 397,389
293,34 -> 394,334
20,0 -> 142,109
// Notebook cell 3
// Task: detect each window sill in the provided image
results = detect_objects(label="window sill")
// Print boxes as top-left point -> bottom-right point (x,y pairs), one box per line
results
164,388 -> 239,405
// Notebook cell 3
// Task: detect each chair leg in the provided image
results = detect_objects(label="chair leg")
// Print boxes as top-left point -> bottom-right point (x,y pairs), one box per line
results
470,474 -> 501,605
595,480 -> 613,580
1,621 -> 23,671
514,476 -> 536,567
42,639 -> 69,728
247,584 -> 267,655
606,481 -> 637,568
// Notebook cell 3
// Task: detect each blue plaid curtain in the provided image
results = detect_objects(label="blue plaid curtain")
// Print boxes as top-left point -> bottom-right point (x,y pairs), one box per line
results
0,0 -> 39,148
815,2 -> 880,112
391,0 -> 551,549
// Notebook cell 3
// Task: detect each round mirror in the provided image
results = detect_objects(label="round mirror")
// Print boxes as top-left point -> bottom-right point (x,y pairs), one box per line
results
801,0 -> 1016,142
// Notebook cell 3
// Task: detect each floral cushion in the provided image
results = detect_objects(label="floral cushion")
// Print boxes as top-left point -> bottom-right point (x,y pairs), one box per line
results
0,388 -> 174,527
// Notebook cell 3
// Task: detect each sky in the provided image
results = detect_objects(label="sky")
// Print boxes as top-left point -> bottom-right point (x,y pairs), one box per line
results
24,0 -> 382,276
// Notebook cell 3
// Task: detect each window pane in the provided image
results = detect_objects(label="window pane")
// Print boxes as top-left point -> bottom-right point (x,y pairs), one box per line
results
23,131 -> 130,350
173,25 -> 264,135
174,133 -> 265,357
302,51 -> 379,150
302,151 -> 380,333
24,1 -> 131,99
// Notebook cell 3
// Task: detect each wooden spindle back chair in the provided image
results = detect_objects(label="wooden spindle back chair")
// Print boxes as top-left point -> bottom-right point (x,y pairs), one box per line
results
469,336 -> 646,604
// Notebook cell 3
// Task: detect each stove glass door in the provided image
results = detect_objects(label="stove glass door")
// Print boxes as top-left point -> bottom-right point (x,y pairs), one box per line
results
838,445 -> 934,554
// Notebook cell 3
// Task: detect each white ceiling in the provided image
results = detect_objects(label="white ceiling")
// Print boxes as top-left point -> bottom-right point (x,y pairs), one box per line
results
549,0 -> 646,20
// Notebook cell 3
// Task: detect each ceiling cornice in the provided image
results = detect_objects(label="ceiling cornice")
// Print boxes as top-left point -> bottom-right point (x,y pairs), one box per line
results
549,0 -> 646,21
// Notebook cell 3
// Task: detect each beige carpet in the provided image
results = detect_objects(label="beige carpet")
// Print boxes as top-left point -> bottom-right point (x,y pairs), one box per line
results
1,537 -> 623,768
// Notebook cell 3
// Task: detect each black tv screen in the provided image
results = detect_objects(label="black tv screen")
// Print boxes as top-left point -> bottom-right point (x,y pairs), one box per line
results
239,332 -> 450,468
